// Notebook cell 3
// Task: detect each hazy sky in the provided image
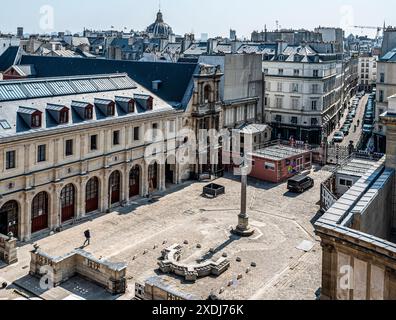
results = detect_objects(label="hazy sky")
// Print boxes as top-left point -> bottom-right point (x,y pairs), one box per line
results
0,0 -> 393,38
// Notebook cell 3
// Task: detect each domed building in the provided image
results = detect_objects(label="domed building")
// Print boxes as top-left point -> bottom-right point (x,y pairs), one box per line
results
146,10 -> 173,39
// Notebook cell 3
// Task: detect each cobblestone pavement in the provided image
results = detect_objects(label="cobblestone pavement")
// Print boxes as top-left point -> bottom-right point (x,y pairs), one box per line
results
0,169 -> 331,300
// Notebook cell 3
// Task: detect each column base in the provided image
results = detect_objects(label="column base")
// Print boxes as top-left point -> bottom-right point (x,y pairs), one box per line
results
231,227 -> 255,237
231,213 -> 255,237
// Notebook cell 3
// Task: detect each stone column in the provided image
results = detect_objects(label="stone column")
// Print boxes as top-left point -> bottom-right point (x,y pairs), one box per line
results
78,177 -> 88,219
22,191 -> 34,242
232,168 -> 255,237
141,163 -> 148,197
159,163 -> 166,191
122,164 -> 129,203
52,184 -> 63,229
101,170 -> 110,213
320,242 -> 337,300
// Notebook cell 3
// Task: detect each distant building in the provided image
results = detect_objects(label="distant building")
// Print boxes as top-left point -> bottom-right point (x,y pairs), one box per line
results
230,29 -> 236,41
381,26 -> 396,56
17,27 -> 24,38
263,44 -> 357,144
375,49 -> 396,152
251,29 -> 322,44
0,36 -> 20,56
358,54 -> 378,92
146,10 -> 173,40
315,27 -> 344,53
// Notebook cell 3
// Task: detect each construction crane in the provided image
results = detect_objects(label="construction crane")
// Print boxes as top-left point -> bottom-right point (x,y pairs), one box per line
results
353,26 -> 383,41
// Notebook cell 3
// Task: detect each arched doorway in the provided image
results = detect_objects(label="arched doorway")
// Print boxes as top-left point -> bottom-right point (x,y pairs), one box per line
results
0,201 -> 18,236
61,184 -> 75,223
148,162 -> 158,192
129,165 -> 140,198
31,192 -> 49,233
109,171 -> 121,205
86,177 -> 99,213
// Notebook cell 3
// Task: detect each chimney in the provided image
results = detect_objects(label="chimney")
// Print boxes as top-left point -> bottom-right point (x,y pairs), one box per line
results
276,40 -> 287,55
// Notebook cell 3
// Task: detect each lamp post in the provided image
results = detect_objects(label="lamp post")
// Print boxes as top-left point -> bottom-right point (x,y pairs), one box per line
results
232,163 -> 255,237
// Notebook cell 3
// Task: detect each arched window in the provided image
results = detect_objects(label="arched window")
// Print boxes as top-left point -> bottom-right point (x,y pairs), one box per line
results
0,201 -> 18,236
31,192 -> 49,233
129,165 -> 140,198
61,184 -> 75,223
86,177 -> 99,213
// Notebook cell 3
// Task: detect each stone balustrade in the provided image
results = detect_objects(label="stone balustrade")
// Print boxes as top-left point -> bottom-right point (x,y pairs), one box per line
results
158,244 -> 230,282
30,248 -> 127,294
0,233 -> 18,264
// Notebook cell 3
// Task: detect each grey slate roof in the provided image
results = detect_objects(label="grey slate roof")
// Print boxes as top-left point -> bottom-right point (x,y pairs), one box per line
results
380,48 -> 396,62
0,73 -> 137,102
0,46 -> 21,71
19,55 -> 198,108
0,74 -> 174,140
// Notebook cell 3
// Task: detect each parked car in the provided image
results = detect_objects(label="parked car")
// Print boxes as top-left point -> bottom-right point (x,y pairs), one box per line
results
333,131 -> 345,143
341,126 -> 350,136
287,175 -> 314,193
345,118 -> 353,125
362,124 -> 374,134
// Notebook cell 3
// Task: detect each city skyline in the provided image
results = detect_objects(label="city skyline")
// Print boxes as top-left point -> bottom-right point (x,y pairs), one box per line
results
0,0 -> 393,38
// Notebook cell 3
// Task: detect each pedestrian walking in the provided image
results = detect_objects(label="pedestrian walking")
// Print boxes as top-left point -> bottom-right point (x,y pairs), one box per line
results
83,229 -> 91,247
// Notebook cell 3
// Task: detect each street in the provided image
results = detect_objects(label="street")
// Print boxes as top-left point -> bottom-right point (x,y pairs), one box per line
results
329,94 -> 369,147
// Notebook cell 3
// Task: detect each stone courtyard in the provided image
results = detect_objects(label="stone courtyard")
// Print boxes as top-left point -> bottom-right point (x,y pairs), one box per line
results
0,169 -> 331,300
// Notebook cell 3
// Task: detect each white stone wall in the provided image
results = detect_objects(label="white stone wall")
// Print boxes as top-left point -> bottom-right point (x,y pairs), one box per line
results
0,112 -> 190,241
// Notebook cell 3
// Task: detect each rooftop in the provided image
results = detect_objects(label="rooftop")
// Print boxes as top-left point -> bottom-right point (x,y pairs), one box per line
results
251,144 -> 309,161
337,158 -> 380,178
0,73 -> 173,139
19,55 -> 198,107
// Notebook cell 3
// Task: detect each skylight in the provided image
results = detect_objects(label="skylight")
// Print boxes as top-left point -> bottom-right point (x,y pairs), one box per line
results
0,119 -> 12,129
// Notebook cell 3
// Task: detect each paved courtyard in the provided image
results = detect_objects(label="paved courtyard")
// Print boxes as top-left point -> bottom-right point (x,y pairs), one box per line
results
0,169 -> 331,300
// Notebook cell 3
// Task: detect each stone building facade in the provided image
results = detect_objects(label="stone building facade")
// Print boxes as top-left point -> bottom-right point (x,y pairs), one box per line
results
0,74 -> 193,242
315,103 -> 396,300
358,54 -> 377,92
374,49 -> 396,152
263,45 -> 355,145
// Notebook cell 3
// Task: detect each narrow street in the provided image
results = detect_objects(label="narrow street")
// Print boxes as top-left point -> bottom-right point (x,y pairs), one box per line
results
329,94 -> 368,147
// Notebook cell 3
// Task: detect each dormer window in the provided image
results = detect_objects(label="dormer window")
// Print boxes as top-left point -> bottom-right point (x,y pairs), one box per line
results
94,98 -> 115,117
46,104 -> 69,125
115,96 -> 135,114
134,94 -> 153,111
71,101 -> 93,121
32,113 -> 41,128
18,107 -> 43,129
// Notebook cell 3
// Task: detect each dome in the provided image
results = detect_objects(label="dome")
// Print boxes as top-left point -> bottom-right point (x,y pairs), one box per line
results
146,11 -> 173,39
